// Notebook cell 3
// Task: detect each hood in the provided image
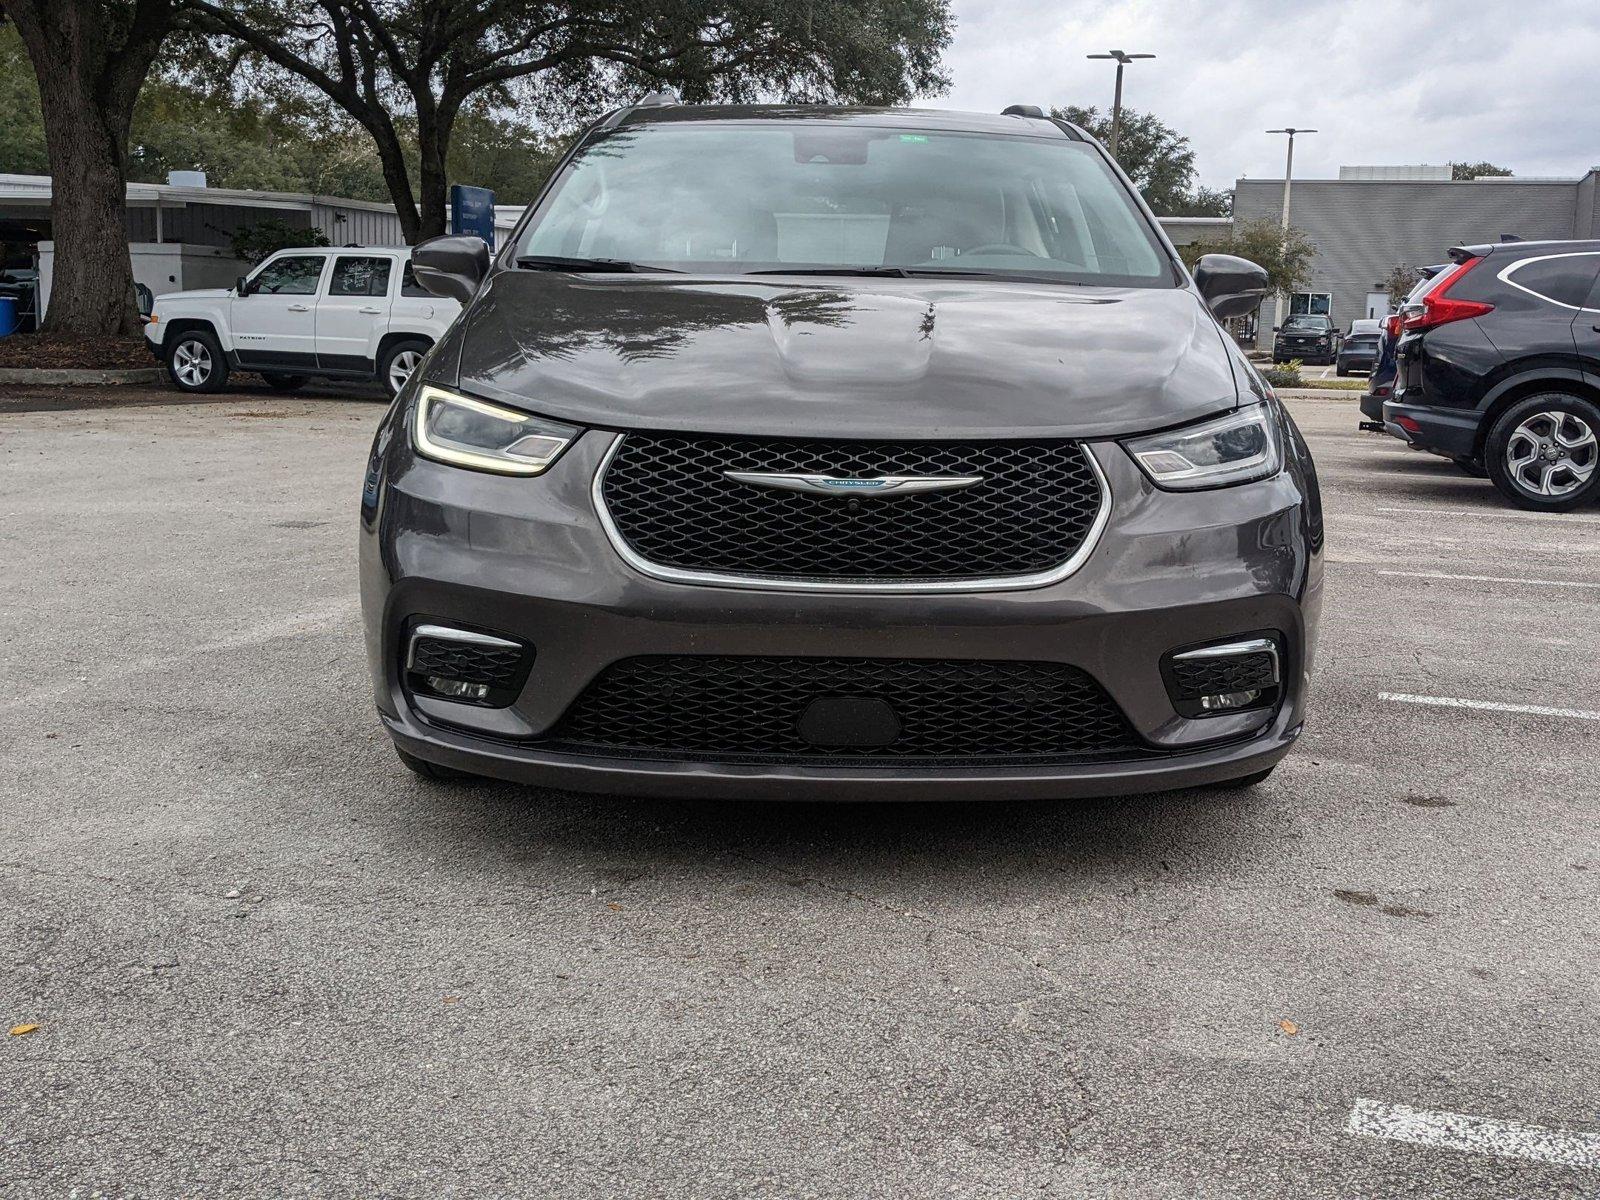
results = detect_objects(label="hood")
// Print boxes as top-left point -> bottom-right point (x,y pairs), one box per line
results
446,272 -> 1240,439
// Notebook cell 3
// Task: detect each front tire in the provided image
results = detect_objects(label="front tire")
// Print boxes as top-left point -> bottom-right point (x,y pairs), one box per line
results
1216,766 -> 1276,789
166,329 -> 229,394
1484,393 -> 1600,512
395,747 -> 474,782
379,338 -> 430,399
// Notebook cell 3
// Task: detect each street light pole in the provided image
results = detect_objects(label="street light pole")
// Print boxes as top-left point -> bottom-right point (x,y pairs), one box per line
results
1266,126 -> 1316,337
1087,50 -> 1155,161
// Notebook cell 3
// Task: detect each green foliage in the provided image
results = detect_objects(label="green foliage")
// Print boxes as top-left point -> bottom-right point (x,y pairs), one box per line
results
1382,263 -> 1422,307
1052,105 -> 1225,216
0,26 -> 50,175
1260,360 -> 1303,389
1178,218 -> 1316,296
1450,161 -> 1512,181
230,217 -> 329,264
179,0 -> 955,238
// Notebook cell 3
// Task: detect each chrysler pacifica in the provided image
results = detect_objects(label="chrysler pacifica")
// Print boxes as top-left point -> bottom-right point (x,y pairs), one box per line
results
358,101 -> 1324,799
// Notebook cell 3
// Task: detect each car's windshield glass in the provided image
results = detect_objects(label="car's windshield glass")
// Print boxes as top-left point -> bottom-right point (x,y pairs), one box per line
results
1282,316 -> 1330,332
517,122 -> 1174,286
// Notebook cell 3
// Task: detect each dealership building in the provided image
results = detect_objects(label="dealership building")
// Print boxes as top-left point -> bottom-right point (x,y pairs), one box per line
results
1170,164 -> 1600,351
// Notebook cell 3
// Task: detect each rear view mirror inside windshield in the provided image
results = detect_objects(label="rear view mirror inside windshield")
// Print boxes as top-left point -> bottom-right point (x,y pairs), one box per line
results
793,131 -> 880,165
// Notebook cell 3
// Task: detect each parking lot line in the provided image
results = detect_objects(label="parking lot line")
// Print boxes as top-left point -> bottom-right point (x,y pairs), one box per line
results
1377,570 -> 1600,590
1378,693 -> 1600,721
1374,505 -> 1600,526
1347,1099 -> 1600,1170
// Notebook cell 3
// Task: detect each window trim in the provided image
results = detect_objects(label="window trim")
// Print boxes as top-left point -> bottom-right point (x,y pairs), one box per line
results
1496,251 -> 1600,313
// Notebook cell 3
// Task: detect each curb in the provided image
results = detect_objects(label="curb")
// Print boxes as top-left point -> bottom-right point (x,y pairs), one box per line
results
1277,388 -> 1362,400
0,366 -> 166,386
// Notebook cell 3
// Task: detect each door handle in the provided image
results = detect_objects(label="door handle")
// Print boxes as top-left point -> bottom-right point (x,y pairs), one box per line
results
359,306 -> 383,315
287,303 -> 311,312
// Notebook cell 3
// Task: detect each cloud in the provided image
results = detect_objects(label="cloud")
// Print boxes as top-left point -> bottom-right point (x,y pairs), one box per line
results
943,0 -> 1600,187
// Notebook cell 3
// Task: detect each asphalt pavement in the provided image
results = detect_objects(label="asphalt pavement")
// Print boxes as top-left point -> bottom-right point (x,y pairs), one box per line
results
2,388 -> 1596,1198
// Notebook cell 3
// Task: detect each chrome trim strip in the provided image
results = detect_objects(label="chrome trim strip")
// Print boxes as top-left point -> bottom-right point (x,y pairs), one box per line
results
722,471 -> 986,496
407,624 -> 522,672
590,434 -> 1113,594
1171,637 -> 1280,683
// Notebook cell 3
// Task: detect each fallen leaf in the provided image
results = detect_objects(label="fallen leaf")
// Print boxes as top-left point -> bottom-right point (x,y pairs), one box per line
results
10,1024 -> 39,1036
606,902 -> 623,911
1278,1019 -> 1299,1036
442,996 -> 459,1004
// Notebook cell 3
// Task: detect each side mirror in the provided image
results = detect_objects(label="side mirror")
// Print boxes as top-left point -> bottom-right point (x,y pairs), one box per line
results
411,235 -> 490,304
235,275 -> 252,296
1193,253 -> 1270,321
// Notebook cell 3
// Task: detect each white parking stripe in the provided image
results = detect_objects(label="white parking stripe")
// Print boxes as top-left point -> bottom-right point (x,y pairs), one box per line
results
1348,1099 -> 1600,1170
1374,505 -> 1600,526
1379,693 -> 1600,721
1377,570 -> 1600,590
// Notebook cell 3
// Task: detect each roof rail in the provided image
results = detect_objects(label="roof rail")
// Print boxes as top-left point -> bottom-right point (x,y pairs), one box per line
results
1002,104 -> 1044,118
636,89 -> 681,108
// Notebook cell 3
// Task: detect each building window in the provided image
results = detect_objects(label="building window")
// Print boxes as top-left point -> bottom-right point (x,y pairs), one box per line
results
1289,291 -> 1332,317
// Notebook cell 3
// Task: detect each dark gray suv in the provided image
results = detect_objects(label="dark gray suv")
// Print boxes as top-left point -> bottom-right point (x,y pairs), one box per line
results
359,102 -> 1323,799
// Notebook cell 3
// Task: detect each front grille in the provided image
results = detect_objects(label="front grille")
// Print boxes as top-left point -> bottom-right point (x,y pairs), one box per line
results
534,656 -> 1147,764
600,434 -> 1104,581
1168,652 -> 1278,698
410,636 -> 526,688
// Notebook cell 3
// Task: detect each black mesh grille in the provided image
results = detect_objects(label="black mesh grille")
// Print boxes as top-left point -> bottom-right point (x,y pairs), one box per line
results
1169,652 -> 1278,698
410,637 -> 526,688
535,656 -> 1147,764
600,434 -> 1103,580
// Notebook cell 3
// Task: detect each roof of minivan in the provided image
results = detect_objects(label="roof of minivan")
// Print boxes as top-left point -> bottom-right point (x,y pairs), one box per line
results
612,104 -> 1082,139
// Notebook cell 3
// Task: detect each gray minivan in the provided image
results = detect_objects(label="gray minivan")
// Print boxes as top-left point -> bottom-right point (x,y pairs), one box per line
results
358,101 -> 1323,799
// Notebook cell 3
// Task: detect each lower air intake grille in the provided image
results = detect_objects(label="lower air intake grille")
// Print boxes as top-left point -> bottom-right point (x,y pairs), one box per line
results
1168,652 -> 1278,698
410,636 -> 526,689
536,656 -> 1147,764
599,434 -> 1104,581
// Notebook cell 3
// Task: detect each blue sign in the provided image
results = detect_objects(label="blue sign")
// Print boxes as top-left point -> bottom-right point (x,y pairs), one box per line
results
450,184 -> 496,247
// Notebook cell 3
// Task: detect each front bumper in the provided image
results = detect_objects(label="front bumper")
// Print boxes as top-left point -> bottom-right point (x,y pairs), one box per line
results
361,422 -> 1322,799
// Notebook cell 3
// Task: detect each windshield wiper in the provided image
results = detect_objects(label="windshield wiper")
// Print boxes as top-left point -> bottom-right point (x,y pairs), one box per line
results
514,255 -> 682,274
745,266 -> 912,277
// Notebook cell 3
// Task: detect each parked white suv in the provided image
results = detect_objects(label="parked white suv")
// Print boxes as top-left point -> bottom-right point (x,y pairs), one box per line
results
145,246 -> 461,397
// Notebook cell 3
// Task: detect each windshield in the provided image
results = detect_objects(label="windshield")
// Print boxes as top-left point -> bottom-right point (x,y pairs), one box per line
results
517,122 -> 1174,286
1282,316 -> 1331,332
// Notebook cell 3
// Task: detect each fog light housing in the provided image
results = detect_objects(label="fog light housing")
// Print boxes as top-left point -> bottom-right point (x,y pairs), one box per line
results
424,677 -> 491,702
405,623 -> 533,708
1199,688 -> 1263,712
1162,635 -> 1281,719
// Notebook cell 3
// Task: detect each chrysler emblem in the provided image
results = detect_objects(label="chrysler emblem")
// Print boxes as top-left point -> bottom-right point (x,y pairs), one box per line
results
723,471 -> 985,496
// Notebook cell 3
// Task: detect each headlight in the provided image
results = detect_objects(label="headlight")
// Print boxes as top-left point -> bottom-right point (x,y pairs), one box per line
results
412,386 -> 580,476
1123,402 -> 1283,491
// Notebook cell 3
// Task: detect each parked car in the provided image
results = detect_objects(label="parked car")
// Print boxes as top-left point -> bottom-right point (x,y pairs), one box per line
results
1360,267 -> 1447,426
1335,332 -> 1381,376
144,246 -> 461,397
1273,314 -> 1339,364
359,100 -> 1323,799
1347,318 -> 1384,338
1385,239 -> 1600,509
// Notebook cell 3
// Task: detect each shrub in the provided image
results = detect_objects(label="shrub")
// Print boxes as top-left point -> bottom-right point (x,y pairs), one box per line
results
230,218 -> 330,265
1260,360 -> 1303,389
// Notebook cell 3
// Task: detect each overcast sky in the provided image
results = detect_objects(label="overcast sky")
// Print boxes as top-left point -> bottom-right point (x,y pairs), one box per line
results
942,0 -> 1600,188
